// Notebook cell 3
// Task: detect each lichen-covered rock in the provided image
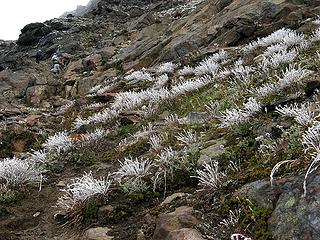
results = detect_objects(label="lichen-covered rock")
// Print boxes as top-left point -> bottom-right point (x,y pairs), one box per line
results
198,138 -> 226,165
238,179 -> 277,209
269,175 -> 320,240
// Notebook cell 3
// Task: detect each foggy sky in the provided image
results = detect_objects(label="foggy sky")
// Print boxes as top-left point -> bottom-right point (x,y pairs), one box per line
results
0,0 -> 90,40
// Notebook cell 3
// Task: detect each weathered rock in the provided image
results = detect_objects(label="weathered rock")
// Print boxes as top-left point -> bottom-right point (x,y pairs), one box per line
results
161,193 -> 188,206
83,227 -> 113,240
238,179 -> 277,209
82,54 -> 103,72
269,175 -> 320,240
153,206 -> 199,240
17,22 -> 52,46
25,85 -> 56,105
180,112 -> 210,124
198,139 -> 226,165
56,181 -> 66,187
0,69 -> 35,99
25,114 -> 43,126
167,228 -> 205,240
129,13 -> 158,30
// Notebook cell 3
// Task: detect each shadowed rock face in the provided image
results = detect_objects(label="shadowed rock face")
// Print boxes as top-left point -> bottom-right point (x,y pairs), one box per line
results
16,23 -> 52,46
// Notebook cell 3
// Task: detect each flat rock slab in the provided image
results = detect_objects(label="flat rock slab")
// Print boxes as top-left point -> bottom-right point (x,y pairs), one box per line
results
83,227 -> 113,240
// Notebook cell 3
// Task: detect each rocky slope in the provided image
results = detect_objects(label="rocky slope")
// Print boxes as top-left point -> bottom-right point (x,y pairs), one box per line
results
1,0 -> 320,240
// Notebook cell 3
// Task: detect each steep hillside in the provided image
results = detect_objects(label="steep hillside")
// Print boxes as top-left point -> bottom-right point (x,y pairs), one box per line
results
1,1 -> 320,240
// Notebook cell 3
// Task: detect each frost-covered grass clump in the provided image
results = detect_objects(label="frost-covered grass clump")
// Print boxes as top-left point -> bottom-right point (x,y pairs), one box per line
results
113,157 -> 152,194
124,70 -> 152,82
218,98 -> 262,128
0,157 -> 44,188
56,172 -> 111,224
193,160 -> 226,190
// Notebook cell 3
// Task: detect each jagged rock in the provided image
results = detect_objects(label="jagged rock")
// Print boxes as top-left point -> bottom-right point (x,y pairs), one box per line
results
153,206 -> 199,240
269,175 -> 320,240
82,54 -> 103,72
198,139 -> 226,165
83,227 -> 113,240
0,69 -> 35,99
63,59 -> 83,82
25,85 -> 56,105
129,13 -> 158,30
17,22 -> 52,46
99,46 -> 116,60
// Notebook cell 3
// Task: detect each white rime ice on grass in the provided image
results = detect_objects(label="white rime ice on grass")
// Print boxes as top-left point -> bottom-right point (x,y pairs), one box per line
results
259,49 -> 298,70
114,157 -> 152,180
148,133 -> 168,152
231,234 -> 252,240
193,160 -> 226,190
243,28 -> 305,52
175,129 -> 199,146
57,172 -> 111,212
302,125 -> 320,154
153,74 -> 169,89
81,128 -> 108,142
218,98 -> 261,128
42,131 -> 73,153
299,124 -> 320,196
156,62 -> 177,74
276,103 -> 316,126
178,66 -> 194,76
124,70 -> 152,82
0,157 -> 44,187
251,64 -> 308,99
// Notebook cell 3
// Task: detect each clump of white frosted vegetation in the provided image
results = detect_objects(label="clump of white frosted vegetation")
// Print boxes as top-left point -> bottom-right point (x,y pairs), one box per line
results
178,66 -> 194,76
193,160 -> 226,190
259,49 -> 298,70
124,70 -> 152,82
157,62 -> 177,74
81,128 -> 108,143
251,64 -> 308,100
42,131 -> 73,153
113,157 -> 152,193
176,130 -> 199,146
148,133 -> 168,152
276,103 -> 317,126
218,98 -> 262,128
243,28 -> 305,52
114,157 -> 152,180
0,157 -> 44,188
56,172 -> 111,224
